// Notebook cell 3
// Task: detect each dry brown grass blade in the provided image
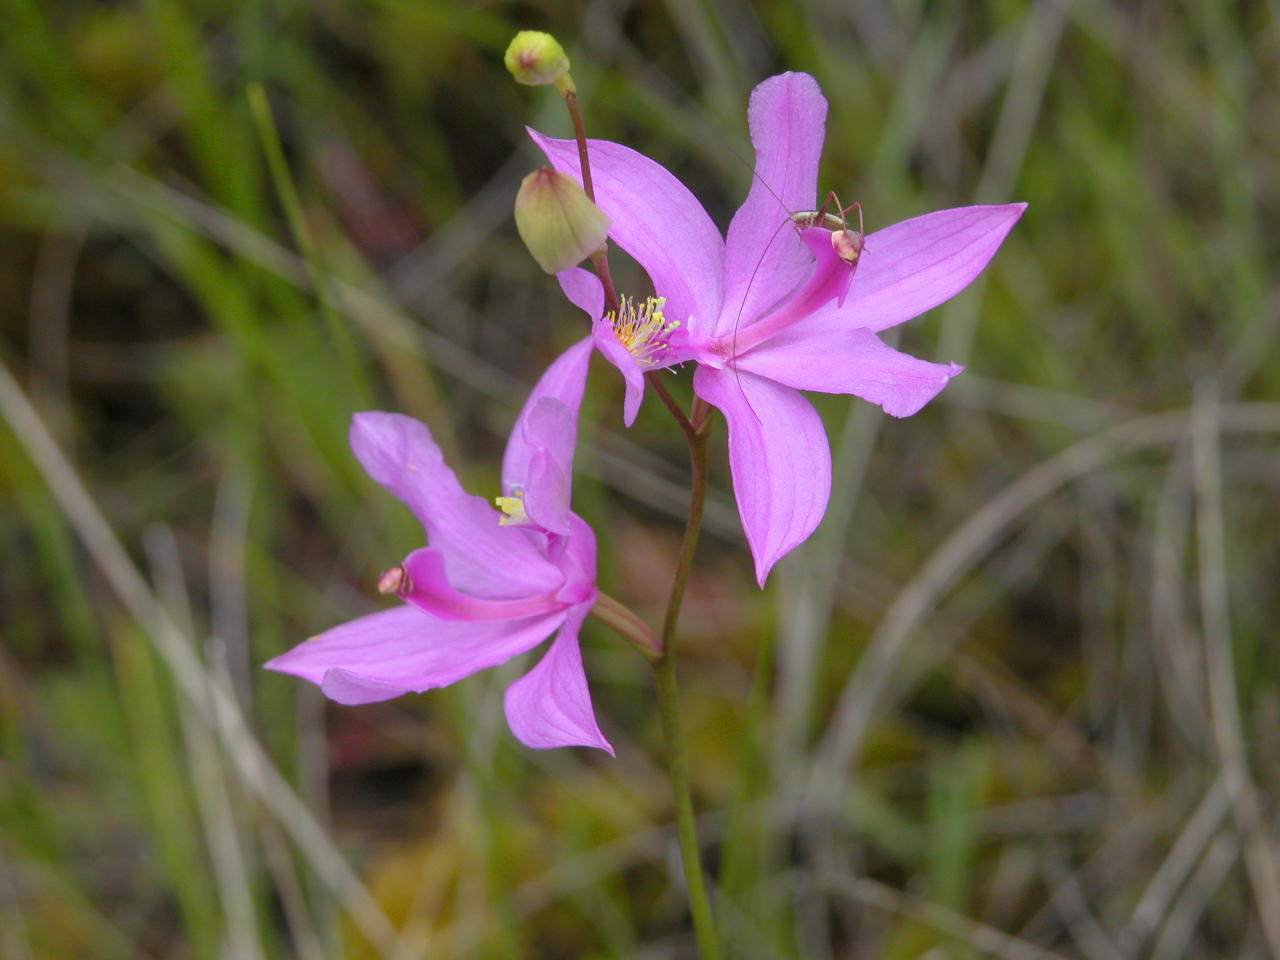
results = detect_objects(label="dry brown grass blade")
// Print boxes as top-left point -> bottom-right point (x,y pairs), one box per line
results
818,872 -> 1071,960
1192,387 -> 1280,958
1121,775 -> 1228,952
144,525 -> 265,960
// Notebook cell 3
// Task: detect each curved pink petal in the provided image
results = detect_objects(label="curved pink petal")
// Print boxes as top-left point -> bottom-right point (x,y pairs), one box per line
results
553,513 -> 597,607
557,267 -> 604,321
520,444 -> 571,535
400,548 -> 564,621
716,71 -> 828,340
264,605 -> 565,704
529,129 -> 724,339
560,264 -> 646,425
503,604 -> 612,754
785,204 -> 1026,338
592,318 -> 646,426
350,413 -> 562,599
692,366 -> 831,585
501,335 -> 591,537
735,326 -> 962,418
502,337 -> 592,516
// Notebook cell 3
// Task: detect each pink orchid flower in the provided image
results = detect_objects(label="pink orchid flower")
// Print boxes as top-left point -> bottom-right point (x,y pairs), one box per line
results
531,72 -> 1024,585
265,339 -> 612,753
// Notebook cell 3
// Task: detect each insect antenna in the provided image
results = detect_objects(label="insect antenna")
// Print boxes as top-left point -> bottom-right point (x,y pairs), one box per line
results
729,216 -> 793,426
715,141 -> 807,426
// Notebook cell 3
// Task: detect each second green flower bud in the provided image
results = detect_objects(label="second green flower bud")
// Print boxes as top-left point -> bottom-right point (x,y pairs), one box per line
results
515,167 -> 610,274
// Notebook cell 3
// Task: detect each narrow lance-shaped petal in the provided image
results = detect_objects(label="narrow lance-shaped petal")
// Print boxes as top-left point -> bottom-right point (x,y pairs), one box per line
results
504,604 -> 612,754
265,606 -> 566,705
502,336 -> 593,533
556,267 -> 659,427
718,71 -> 828,340
692,366 -> 831,585
777,204 -> 1027,340
734,326 -> 963,419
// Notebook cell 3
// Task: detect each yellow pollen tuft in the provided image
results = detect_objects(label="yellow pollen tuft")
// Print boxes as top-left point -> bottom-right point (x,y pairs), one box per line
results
608,295 -> 679,366
495,489 -> 529,526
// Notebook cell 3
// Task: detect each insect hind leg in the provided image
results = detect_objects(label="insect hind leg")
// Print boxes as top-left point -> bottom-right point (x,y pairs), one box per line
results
837,198 -> 864,236
811,190 -> 843,231
812,191 -> 865,235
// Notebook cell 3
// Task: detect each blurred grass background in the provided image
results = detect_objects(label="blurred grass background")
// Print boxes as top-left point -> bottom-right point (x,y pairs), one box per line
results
1,0 -> 1278,957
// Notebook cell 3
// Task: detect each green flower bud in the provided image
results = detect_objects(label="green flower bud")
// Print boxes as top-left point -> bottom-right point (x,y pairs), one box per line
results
515,167 -> 610,274
504,31 -> 573,92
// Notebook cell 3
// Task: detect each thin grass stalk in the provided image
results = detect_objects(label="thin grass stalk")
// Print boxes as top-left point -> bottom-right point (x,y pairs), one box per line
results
1191,386 -> 1280,958
145,526 -> 264,960
247,83 -> 372,408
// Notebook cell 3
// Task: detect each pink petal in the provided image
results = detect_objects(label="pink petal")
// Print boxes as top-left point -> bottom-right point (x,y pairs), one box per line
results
400,548 -> 564,621
264,605 -> 565,704
559,265 -> 646,425
716,72 -> 828,340
519,443 -> 572,536
553,513 -> 597,607
502,336 -> 591,535
557,268 -> 604,321
503,604 -> 612,754
592,318 -> 646,426
529,129 -> 724,339
735,326 -> 962,417
350,413 -> 562,599
692,366 -> 831,585
320,670 -> 407,706
786,204 -> 1026,337
502,338 -> 592,515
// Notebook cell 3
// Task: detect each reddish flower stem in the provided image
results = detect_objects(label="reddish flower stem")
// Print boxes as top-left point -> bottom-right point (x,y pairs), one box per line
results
646,372 -> 698,444
591,590 -> 661,661
561,90 -> 621,315
562,91 -> 595,200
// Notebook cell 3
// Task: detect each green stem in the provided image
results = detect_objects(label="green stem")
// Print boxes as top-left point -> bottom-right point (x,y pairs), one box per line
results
651,411 -> 719,960
559,75 -> 718,957
652,656 -> 719,960
660,412 -> 710,644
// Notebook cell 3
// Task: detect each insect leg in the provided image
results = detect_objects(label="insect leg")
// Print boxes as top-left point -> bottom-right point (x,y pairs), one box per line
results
836,198 -> 863,237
